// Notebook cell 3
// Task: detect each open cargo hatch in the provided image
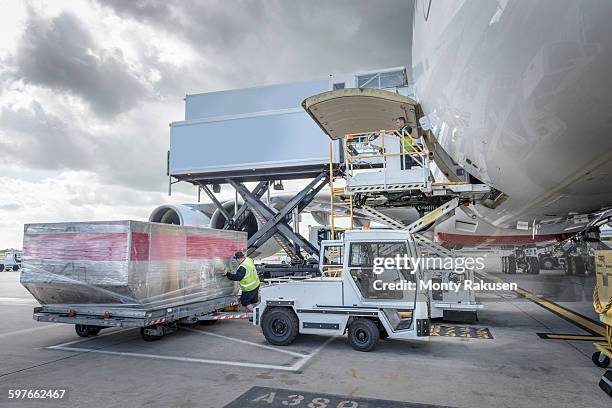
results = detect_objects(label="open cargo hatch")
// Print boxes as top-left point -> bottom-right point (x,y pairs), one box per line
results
301,88 -> 420,140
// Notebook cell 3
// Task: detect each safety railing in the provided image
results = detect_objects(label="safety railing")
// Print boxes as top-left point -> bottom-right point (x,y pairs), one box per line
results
343,129 -> 430,191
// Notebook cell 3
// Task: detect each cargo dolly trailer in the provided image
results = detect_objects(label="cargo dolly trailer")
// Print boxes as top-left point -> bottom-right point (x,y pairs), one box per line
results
21,221 -> 249,341
33,295 -> 243,341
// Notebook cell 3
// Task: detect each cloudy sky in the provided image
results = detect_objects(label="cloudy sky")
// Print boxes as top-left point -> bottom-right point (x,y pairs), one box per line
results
0,0 -> 413,249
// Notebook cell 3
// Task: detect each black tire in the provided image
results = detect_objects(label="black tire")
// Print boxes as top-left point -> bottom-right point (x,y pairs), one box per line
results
507,256 -> 517,275
573,256 -> 586,276
527,257 -> 540,275
75,325 -> 102,337
75,324 -> 91,338
12,265 -> 19,271
199,319 -> 219,326
261,307 -> 299,346
140,326 -> 164,342
592,351 -> 611,368
541,258 -> 555,270
0,264 -> 4,272
565,257 -> 574,276
348,318 -> 380,352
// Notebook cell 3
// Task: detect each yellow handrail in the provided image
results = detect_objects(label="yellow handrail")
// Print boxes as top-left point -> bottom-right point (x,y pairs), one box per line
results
348,152 -> 424,160
345,129 -> 425,162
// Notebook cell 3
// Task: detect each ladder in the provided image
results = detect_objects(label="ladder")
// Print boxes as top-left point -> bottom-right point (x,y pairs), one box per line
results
329,143 -> 353,239
361,205 -> 406,229
360,199 -> 460,259
343,129 -> 431,195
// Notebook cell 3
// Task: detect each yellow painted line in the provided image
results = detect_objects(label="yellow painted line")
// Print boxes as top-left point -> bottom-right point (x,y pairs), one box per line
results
544,334 -> 606,341
479,271 -> 607,337
514,287 -> 606,337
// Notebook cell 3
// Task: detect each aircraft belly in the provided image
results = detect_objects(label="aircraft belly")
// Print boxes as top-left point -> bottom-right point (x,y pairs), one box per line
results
412,0 -> 612,227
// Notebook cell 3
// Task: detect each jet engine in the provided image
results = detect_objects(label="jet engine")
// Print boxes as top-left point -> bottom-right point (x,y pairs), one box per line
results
149,203 -> 282,259
149,204 -> 211,226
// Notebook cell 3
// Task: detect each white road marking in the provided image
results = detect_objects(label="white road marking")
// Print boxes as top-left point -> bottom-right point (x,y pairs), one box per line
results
0,297 -> 38,305
47,326 -> 333,372
47,347 -> 301,371
292,337 -> 335,371
47,328 -> 134,349
0,325 -> 57,339
182,326 -> 308,358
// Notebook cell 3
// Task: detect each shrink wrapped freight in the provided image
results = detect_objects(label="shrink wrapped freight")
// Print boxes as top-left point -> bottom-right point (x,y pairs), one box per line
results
20,221 -> 247,309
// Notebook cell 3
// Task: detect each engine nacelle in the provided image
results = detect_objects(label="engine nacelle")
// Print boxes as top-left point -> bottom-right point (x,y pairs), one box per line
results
209,201 -> 258,237
210,200 -> 281,259
149,204 -> 211,227
149,203 -> 281,259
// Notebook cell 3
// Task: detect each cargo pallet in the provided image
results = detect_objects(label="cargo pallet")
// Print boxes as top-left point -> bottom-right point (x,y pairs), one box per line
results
33,295 -> 248,341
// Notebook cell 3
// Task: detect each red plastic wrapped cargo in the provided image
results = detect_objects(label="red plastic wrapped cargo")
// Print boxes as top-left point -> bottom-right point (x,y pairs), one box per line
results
20,221 -> 247,308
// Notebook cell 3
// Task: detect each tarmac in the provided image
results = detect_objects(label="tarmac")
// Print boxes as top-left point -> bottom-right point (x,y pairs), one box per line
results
0,266 -> 610,408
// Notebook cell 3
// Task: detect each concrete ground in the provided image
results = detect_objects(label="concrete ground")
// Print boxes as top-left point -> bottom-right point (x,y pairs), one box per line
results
0,269 -> 610,408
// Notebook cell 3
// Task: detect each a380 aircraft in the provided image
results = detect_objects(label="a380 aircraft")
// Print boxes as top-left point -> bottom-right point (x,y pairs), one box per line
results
411,0 -> 612,247
152,0 -> 612,259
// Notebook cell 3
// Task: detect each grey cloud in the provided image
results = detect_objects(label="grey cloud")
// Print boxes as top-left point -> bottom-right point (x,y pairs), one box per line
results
0,101 -> 93,170
0,101 -> 169,192
15,9 -> 149,117
2,1 -> 413,199
0,203 -> 21,211
100,0 -> 414,91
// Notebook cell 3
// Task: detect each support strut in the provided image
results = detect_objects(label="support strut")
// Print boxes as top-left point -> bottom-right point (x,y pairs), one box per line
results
227,172 -> 328,260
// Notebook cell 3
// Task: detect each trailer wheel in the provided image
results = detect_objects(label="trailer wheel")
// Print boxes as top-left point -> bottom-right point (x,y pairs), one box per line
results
75,325 -> 102,337
75,325 -> 89,337
592,351 -> 610,368
12,265 -> 19,271
199,319 -> 218,326
348,318 -> 380,352
261,307 -> 298,346
140,325 -> 164,341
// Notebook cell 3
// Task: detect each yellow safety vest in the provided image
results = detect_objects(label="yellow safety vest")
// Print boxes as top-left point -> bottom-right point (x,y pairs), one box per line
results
238,257 -> 260,292
398,128 -> 418,153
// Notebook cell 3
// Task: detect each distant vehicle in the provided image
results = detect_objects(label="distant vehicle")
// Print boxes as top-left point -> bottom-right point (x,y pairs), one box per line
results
2,251 -> 22,272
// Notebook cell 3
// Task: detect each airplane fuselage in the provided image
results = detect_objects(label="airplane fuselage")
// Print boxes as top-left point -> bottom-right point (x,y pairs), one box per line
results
412,0 -> 612,242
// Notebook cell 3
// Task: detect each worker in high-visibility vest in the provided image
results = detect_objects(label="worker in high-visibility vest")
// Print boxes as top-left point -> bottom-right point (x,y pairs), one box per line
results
224,251 -> 261,311
394,116 -> 421,170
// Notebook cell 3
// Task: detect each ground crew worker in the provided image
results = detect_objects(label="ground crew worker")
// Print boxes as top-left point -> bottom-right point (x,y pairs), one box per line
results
394,116 -> 420,170
224,251 -> 261,312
